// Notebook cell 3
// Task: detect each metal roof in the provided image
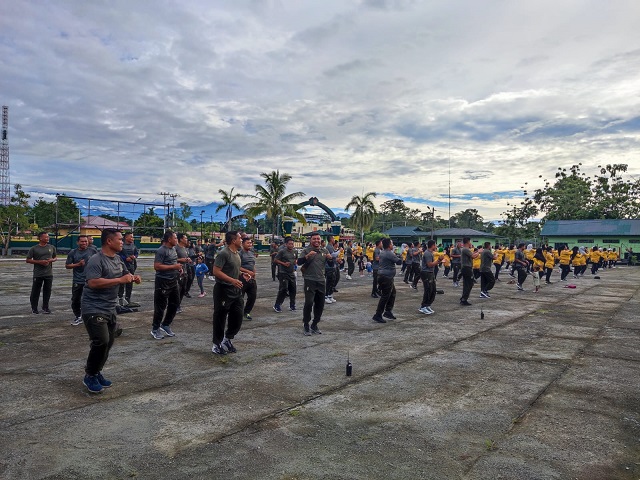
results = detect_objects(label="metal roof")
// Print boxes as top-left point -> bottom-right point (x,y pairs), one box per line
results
540,219 -> 640,236
432,228 -> 497,238
382,226 -> 425,236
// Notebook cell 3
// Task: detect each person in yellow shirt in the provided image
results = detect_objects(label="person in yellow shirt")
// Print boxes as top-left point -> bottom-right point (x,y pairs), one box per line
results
442,247 -> 452,278
589,246 -> 602,275
366,243 -> 375,262
544,246 -> 555,284
506,245 -> 516,277
493,244 -> 505,281
532,247 -> 546,292
558,245 -> 572,281
472,247 -> 482,280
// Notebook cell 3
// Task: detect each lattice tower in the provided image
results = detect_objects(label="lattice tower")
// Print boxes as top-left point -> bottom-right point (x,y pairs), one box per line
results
0,106 -> 9,205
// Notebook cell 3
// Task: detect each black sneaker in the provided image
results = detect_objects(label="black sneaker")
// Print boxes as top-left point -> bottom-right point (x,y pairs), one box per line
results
41,308 -> 52,314
383,311 -> 396,320
244,313 -> 252,321
184,293 -> 192,298
221,338 -> 237,353
303,325 -> 311,336
460,300 -> 472,306
310,325 -> 322,334
159,325 -> 175,337
372,314 -> 386,323
96,372 -> 112,388
289,304 -> 296,311
32,308 -> 39,315
371,293 -> 379,298
83,374 -> 103,393
211,343 -> 227,355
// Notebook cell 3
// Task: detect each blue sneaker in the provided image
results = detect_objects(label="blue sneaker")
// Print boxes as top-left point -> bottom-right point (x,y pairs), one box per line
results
289,304 -> 296,311
211,343 -> 227,355
83,374 -> 103,393
159,325 -> 175,337
150,329 -> 164,340
96,372 -> 112,388
221,338 -> 237,353
273,304 -> 282,313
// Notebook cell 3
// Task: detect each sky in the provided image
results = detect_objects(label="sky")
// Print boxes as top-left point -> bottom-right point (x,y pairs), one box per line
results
2,0 -> 640,222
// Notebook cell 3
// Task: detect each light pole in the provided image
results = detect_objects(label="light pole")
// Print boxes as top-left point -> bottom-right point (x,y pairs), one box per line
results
132,197 -> 141,235
200,210 -> 205,241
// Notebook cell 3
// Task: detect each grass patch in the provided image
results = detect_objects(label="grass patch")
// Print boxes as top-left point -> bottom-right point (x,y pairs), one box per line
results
288,409 -> 301,417
484,439 -> 497,451
263,351 -> 288,359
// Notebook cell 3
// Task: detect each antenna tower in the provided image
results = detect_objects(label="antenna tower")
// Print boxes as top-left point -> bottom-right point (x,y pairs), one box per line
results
0,106 -> 9,205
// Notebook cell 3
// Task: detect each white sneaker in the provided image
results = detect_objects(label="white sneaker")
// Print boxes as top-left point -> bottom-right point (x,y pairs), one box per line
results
330,296 -> 337,303
325,297 -> 332,304
427,306 -> 434,314
71,316 -> 83,326
346,275 -> 352,280
419,306 -> 433,315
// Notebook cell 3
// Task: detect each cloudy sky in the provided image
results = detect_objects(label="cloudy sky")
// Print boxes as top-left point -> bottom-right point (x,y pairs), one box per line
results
3,0 -> 640,221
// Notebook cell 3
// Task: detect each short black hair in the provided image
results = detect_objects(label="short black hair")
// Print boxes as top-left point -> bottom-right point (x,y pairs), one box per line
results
176,233 -> 186,242
101,228 -> 120,245
382,238 -> 392,249
462,237 -> 470,244
427,239 -> 436,248
162,230 -> 175,243
37,231 -> 48,239
124,232 -> 133,239
226,231 -> 238,244
284,236 -> 293,244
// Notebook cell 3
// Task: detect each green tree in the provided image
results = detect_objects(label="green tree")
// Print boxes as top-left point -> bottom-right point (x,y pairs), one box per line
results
452,208 -> 484,229
30,195 -> 80,229
532,165 -> 593,220
243,171 -> 306,236
133,207 -> 165,238
345,192 -> 377,243
216,187 -> 246,231
179,202 -> 193,221
0,184 -> 31,255
590,164 -> 640,219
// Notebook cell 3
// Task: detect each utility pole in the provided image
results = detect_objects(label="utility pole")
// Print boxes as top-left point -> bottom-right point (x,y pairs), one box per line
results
1,106 -> 10,206
169,193 -> 178,230
158,192 -> 170,232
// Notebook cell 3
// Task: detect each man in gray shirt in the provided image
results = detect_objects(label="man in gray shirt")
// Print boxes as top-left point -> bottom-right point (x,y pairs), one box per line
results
371,239 -> 382,298
65,235 -> 95,325
26,232 -> 58,315
239,237 -> 257,320
81,228 -> 140,393
297,232 -> 332,335
479,242 -> 496,298
274,236 -> 298,312
212,231 -> 249,354
118,232 -> 139,307
460,237 -> 479,306
450,241 -> 462,287
419,240 -> 442,315
373,238 -> 403,323
151,231 -> 182,339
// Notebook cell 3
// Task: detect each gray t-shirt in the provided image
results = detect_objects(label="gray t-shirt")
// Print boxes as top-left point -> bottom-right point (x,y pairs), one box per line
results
81,251 -> 126,316
411,247 -> 422,264
27,244 -> 57,278
239,248 -> 256,272
451,247 -> 461,265
480,249 -> 494,272
421,250 -> 435,273
515,249 -> 526,269
299,246 -> 329,282
155,245 -> 179,280
66,247 -> 95,284
372,247 -> 381,270
275,248 -> 297,277
461,247 -> 473,268
214,246 -> 241,285
378,249 -> 402,277
121,242 -> 138,271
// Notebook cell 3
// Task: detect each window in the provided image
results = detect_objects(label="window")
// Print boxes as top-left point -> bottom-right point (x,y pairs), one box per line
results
629,239 -> 640,244
602,239 -> 620,244
577,239 -> 594,243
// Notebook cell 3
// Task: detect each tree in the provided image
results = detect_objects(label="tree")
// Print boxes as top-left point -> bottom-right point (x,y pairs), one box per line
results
243,171 -> 306,236
345,192 -> 377,243
30,195 -> 80,229
134,207 -> 165,238
179,202 -> 193,221
452,209 -> 484,229
216,188 -> 246,231
590,164 -> 640,219
532,165 -> 592,220
0,184 -> 31,255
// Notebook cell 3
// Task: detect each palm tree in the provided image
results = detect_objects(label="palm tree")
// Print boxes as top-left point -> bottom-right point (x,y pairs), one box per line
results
345,192 -> 377,243
216,187 -> 246,231
243,171 -> 306,236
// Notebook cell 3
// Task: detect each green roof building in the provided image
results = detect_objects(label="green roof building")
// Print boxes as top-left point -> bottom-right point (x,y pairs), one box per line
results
540,219 -> 640,254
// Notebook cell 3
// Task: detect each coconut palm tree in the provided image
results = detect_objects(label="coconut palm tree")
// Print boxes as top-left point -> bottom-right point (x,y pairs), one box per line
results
216,187 -> 246,231
345,192 -> 377,243
243,171 -> 306,236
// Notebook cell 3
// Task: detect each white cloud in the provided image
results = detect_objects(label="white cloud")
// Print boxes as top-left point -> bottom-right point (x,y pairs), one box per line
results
2,0 -> 640,221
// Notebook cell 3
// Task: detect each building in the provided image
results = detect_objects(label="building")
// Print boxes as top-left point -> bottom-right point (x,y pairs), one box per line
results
540,219 -> 640,254
382,226 -> 500,247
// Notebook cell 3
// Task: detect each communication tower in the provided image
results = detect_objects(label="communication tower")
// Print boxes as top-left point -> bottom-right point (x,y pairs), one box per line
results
0,106 -> 9,205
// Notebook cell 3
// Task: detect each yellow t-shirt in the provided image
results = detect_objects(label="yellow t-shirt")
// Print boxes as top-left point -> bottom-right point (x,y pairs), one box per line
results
559,250 -> 572,265
366,246 -> 374,261
589,250 -> 601,263
472,255 -> 481,270
493,249 -> 504,264
544,251 -> 555,269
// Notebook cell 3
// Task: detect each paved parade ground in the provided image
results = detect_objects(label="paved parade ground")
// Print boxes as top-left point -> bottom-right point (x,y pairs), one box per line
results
1,257 -> 639,479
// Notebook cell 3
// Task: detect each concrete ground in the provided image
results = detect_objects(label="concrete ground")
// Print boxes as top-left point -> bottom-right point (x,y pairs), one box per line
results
0,256 -> 639,480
